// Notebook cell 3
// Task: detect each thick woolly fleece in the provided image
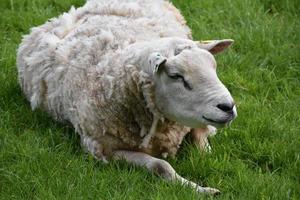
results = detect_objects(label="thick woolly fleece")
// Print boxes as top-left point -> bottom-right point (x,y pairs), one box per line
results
17,0 -> 194,160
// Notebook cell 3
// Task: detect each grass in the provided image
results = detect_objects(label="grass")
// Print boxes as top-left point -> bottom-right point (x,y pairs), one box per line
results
0,0 -> 299,199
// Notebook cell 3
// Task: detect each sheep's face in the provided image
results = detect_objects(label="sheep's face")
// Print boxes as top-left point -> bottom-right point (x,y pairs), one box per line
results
152,40 -> 237,128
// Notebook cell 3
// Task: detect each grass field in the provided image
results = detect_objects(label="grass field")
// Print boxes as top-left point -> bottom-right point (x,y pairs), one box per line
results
0,0 -> 299,199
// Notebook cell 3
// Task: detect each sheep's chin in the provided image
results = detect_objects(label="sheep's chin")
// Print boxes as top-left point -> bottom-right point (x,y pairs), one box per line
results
163,112 -> 230,128
180,119 -> 228,129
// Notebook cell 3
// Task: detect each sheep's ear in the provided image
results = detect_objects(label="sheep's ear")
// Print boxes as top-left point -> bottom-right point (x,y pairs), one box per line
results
196,39 -> 234,54
149,52 -> 167,74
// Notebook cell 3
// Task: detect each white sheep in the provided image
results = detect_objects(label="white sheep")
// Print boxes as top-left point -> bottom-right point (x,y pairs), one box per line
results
17,0 -> 237,195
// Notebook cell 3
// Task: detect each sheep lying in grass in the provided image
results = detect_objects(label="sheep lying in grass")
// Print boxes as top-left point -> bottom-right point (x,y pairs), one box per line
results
17,0 -> 237,195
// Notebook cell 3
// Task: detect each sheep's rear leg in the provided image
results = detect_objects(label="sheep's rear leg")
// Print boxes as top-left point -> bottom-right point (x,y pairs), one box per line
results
113,150 -> 220,195
81,134 -> 108,163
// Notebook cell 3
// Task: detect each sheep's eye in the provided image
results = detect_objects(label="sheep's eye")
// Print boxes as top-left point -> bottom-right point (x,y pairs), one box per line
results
168,74 -> 193,90
168,74 -> 183,80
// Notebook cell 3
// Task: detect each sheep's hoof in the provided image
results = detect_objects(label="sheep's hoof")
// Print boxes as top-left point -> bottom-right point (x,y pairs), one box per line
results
204,141 -> 212,153
201,187 -> 221,196
194,139 -> 212,153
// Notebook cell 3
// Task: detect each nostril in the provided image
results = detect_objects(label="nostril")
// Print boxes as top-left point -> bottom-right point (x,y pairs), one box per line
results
217,103 -> 234,113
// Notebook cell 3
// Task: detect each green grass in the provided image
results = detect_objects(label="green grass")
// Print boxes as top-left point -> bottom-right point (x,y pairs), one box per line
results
0,0 -> 299,199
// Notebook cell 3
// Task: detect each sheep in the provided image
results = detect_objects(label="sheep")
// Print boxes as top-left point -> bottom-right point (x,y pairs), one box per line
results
17,0 -> 237,195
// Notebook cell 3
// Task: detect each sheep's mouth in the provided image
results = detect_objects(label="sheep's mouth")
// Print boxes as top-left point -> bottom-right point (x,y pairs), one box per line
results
202,116 -> 230,125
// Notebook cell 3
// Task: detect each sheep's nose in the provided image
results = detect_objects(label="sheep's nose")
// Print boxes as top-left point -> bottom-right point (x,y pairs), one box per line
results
217,103 -> 234,114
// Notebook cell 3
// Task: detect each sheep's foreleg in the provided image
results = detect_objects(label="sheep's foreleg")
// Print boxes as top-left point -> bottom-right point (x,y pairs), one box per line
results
113,150 -> 220,195
191,126 -> 217,152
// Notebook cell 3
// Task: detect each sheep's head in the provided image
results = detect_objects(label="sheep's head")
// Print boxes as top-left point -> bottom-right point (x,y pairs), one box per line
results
149,39 -> 237,128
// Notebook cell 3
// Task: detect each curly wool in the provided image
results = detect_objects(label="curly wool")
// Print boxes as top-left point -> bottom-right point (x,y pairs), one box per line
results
17,0 -> 192,159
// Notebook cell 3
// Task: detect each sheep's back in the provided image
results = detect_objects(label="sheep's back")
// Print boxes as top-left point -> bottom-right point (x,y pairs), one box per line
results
17,0 -> 191,116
